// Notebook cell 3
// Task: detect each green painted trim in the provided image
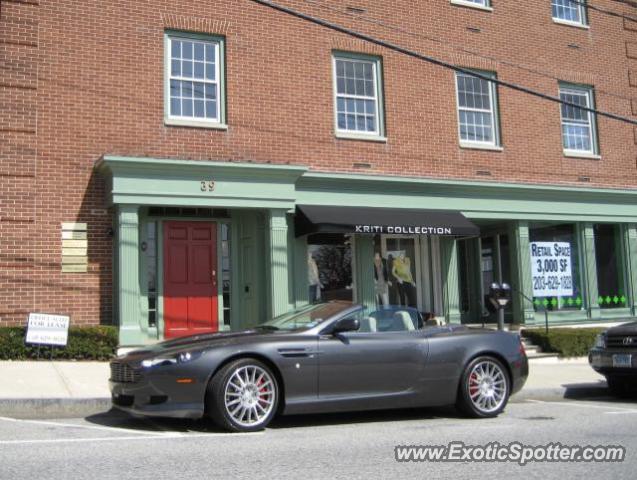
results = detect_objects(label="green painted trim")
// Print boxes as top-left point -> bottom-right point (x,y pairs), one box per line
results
97,155 -> 306,209
354,236 -> 376,312
157,220 -> 165,340
508,221 -> 535,324
296,172 -> 637,222
580,223 -> 601,320
441,238 -> 461,324
267,210 -> 291,319
117,205 -> 144,346
293,235 -> 309,308
626,224 -> 637,315
163,30 -> 227,127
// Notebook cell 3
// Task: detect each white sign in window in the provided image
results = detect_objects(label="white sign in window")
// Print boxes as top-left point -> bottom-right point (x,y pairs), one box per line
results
26,313 -> 70,346
530,242 -> 573,297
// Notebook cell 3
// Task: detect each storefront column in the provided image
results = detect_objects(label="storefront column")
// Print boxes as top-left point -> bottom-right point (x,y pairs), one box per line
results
625,224 -> 637,316
117,205 -> 144,345
581,223 -> 601,320
293,236 -> 309,308
267,209 -> 290,319
508,221 -> 535,325
354,235 -> 376,312
441,237 -> 461,324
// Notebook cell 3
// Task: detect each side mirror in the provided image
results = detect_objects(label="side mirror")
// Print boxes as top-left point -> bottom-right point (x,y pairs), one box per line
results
332,317 -> 360,334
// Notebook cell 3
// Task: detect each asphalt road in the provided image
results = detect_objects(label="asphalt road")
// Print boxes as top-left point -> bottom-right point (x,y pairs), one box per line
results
1,394 -> 636,480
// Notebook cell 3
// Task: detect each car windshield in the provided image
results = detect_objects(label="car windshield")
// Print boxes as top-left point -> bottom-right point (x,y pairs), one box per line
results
257,302 -> 353,332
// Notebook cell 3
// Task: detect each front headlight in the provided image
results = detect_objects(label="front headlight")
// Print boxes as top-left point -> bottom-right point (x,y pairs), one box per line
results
594,333 -> 606,349
141,351 -> 203,368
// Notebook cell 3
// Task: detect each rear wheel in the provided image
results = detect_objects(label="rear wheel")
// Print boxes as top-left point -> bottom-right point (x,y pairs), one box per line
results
456,356 -> 510,418
206,358 -> 278,432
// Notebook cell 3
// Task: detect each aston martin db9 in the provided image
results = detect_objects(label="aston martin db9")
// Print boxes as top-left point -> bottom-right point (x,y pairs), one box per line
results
110,302 -> 528,432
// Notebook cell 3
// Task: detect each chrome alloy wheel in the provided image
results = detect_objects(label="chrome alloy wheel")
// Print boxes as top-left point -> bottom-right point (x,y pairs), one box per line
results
224,365 -> 276,428
467,359 -> 507,414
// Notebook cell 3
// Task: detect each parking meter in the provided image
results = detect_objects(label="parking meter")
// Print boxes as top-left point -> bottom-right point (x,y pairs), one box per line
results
488,283 -> 511,330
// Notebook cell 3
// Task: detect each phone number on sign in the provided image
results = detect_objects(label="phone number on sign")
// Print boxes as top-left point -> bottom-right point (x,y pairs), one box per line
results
533,275 -> 572,291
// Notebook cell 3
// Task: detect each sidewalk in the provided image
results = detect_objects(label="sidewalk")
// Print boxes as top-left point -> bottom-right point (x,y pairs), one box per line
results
0,358 -> 608,418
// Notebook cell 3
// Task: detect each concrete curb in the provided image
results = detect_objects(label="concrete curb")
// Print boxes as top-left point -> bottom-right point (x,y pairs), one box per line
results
0,398 -> 112,419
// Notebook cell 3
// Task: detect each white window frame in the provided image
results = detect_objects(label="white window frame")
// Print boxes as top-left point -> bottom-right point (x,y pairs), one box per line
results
450,0 -> 493,12
332,53 -> 385,141
164,31 -> 227,129
454,70 -> 501,149
551,0 -> 588,28
559,83 -> 598,157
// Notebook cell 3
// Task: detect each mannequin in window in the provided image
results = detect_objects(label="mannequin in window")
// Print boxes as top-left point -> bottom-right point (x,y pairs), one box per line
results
308,252 -> 322,303
373,252 -> 391,307
391,252 -> 417,307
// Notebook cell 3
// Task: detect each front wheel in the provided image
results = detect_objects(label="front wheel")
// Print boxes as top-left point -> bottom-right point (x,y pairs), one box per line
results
206,358 -> 278,432
456,356 -> 510,418
606,376 -> 633,398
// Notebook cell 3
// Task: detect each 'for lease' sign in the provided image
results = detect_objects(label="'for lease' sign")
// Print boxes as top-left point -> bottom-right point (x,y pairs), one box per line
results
530,242 -> 573,297
26,313 -> 70,346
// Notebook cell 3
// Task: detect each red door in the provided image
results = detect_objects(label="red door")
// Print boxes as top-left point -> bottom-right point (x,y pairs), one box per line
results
163,221 -> 218,338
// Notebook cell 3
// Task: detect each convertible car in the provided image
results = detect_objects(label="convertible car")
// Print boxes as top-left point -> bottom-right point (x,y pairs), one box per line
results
110,302 -> 528,432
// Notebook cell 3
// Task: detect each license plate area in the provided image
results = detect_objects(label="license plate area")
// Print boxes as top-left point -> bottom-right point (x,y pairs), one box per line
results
612,354 -> 632,368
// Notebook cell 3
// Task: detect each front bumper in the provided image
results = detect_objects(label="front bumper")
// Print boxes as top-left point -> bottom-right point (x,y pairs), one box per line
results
109,366 -> 208,419
589,348 -> 637,377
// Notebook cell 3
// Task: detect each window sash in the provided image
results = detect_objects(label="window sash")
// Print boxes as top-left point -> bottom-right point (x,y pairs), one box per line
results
166,35 -> 221,123
333,56 -> 381,136
455,72 -> 499,146
559,86 -> 596,154
552,0 -> 586,25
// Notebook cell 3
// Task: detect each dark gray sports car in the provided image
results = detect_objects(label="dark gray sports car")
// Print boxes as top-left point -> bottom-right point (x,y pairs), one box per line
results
110,302 -> 528,432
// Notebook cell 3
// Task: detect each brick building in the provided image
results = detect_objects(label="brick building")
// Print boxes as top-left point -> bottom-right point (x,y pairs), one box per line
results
2,0 -> 637,346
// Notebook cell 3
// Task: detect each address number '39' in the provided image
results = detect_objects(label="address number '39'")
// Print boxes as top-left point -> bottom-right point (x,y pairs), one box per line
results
200,180 -> 215,192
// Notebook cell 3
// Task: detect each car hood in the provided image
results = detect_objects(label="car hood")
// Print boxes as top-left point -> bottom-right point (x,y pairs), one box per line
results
117,329 -> 279,362
606,321 -> 637,336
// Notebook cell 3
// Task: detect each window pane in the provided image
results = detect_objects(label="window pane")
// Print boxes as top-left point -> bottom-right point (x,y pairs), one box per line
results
194,42 -> 205,61
182,41 -> 193,59
456,72 -> 497,144
530,224 -> 583,311
167,36 -> 222,122
334,57 -> 380,134
594,225 -> 627,309
552,0 -> 583,23
560,87 -> 594,152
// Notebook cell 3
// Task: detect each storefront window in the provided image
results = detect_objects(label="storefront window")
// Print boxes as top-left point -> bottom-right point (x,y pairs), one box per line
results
372,236 -> 419,309
145,222 -> 157,327
307,234 -> 352,302
594,224 -> 627,309
221,223 -> 232,326
529,223 -> 583,311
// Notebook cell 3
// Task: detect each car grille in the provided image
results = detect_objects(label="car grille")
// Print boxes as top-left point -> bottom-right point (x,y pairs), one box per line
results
110,362 -> 141,383
606,335 -> 637,349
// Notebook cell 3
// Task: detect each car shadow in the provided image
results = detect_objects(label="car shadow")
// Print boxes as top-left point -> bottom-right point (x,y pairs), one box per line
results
268,406 -> 461,430
83,405 -> 465,433
562,380 -> 637,403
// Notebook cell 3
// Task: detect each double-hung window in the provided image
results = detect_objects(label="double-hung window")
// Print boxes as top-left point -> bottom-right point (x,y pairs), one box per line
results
333,53 -> 384,139
455,70 -> 500,147
165,31 -> 226,128
552,0 -> 588,27
451,0 -> 492,10
559,84 -> 598,155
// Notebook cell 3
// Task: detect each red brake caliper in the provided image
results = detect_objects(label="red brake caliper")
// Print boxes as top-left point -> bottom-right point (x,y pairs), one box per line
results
469,372 -> 479,395
257,377 -> 267,406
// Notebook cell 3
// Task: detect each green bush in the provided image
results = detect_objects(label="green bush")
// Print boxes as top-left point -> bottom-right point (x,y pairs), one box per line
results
522,327 -> 605,358
0,326 -> 118,361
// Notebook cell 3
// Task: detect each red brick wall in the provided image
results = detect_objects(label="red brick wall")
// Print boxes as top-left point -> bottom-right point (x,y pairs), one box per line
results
1,0 -> 636,326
